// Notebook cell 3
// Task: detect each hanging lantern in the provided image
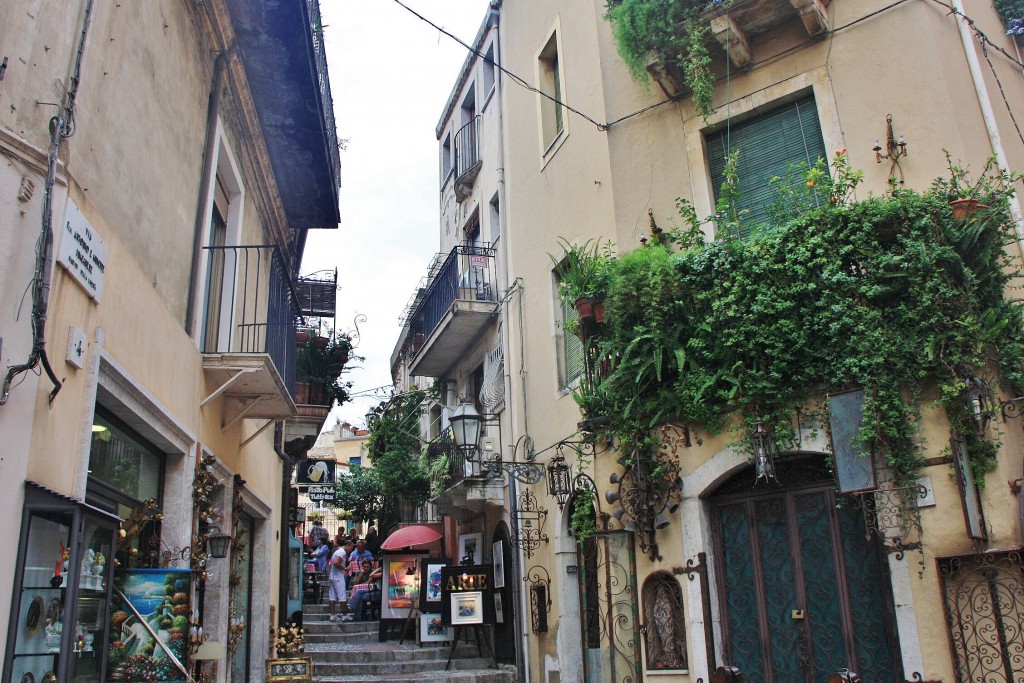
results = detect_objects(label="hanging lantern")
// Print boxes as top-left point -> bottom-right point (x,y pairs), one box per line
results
959,375 -> 994,437
206,527 -> 232,559
450,400 -> 483,456
546,455 -> 573,510
752,418 -> 778,484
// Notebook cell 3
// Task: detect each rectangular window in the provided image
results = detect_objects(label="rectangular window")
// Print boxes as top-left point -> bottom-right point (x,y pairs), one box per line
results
560,297 -> 584,388
538,33 -> 564,149
483,44 -> 496,97
705,95 -> 826,230
442,133 -> 453,180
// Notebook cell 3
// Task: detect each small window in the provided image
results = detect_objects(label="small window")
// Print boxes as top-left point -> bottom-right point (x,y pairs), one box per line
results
482,44 -> 496,97
538,32 -> 564,150
88,411 -> 163,503
489,192 -> 500,243
442,133 -> 453,180
705,95 -> 827,230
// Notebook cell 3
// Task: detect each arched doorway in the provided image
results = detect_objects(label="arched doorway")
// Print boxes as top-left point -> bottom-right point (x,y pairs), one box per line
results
710,454 -> 902,682
491,522 -> 516,664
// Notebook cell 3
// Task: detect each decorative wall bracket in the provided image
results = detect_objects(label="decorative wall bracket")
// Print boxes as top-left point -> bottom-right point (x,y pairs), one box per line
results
511,489 -> 549,559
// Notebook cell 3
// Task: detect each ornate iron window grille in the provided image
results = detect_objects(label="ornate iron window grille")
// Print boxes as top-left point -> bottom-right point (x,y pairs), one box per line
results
938,549 -> 1024,683
841,483 -> 927,559
641,572 -> 688,671
525,566 -> 551,634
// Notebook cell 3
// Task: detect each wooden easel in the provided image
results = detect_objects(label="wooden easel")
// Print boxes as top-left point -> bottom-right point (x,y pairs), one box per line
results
444,624 -> 497,670
398,557 -> 420,645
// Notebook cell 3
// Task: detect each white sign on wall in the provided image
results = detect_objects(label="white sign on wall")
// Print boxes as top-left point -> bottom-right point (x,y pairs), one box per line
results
57,199 -> 107,302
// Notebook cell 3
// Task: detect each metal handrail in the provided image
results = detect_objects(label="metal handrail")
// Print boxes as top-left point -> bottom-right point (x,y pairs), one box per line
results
410,242 -> 497,344
454,115 -> 481,180
305,0 -> 341,186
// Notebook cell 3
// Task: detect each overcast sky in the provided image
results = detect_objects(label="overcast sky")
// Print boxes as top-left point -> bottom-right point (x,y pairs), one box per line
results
300,0 -> 491,429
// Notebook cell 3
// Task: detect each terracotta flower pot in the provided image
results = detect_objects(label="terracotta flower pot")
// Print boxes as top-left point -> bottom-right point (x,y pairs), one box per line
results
575,297 -> 596,323
950,198 -> 988,219
593,302 -> 606,324
312,335 -> 329,349
295,331 -> 311,345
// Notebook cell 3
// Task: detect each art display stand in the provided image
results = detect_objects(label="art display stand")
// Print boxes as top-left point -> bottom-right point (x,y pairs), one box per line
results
444,624 -> 496,670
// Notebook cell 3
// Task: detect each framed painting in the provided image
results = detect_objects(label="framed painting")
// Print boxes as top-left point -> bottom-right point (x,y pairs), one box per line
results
458,533 -> 482,565
418,613 -> 453,643
381,554 -> 421,619
451,591 -> 484,625
492,541 -> 505,589
419,558 -> 449,612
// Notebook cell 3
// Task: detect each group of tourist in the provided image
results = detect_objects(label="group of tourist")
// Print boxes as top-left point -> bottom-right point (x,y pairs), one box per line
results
304,517 -> 383,622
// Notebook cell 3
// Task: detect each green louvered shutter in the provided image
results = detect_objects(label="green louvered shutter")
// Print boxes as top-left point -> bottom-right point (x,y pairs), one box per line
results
706,96 -> 827,231
562,299 -> 584,387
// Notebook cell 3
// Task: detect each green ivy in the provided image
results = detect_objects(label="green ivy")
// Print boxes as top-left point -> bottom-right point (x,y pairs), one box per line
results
567,153 -> 1024,483
604,0 -> 726,121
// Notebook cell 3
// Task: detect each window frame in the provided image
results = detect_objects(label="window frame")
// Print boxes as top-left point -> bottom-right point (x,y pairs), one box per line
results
536,21 -> 568,161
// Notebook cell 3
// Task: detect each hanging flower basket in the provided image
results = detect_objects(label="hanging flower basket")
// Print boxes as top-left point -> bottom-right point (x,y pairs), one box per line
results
949,198 -> 988,219
295,331 -> 311,345
594,301 -> 606,325
312,335 -> 329,349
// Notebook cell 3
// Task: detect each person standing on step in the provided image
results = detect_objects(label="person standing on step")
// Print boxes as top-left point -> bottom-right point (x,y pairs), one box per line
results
327,539 -> 353,622
364,525 -> 379,556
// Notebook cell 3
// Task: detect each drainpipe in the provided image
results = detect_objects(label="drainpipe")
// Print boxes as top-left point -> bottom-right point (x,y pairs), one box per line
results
488,5 -> 531,682
276,422 -> 296,627
1,0 -> 95,406
185,47 -> 232,336
950,0 -> 1024,250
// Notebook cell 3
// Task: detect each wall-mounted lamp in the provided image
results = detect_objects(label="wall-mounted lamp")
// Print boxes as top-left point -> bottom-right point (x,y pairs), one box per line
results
206,527 -> 232,559
450,400 -> 483,455
751,418 -> 779,485
873,114 -> 908,184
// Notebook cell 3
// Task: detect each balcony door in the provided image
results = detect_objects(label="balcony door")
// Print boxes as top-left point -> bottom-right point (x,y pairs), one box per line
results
711,456 -> 902,682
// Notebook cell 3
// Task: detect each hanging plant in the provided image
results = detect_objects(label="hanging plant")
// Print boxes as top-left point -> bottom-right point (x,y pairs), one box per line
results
562,151 -> 1024,484
604,0 -> 728,121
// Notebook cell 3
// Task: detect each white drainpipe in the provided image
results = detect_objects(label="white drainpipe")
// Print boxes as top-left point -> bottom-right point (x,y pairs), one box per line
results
951,0 -> 1024,251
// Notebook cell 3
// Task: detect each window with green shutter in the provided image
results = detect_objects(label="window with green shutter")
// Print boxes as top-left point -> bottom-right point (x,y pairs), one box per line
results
561,298 -> 584,388
706,95 -> 827,231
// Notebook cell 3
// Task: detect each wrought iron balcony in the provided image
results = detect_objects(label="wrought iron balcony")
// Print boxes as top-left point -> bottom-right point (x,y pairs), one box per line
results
454,115 -> 481,202
405,243 -> 499,377
426,427 -> 504,519
200,245 -> 300,426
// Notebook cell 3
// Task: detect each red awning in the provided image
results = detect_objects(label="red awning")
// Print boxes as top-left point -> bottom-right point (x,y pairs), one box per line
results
379,525 -> 442,550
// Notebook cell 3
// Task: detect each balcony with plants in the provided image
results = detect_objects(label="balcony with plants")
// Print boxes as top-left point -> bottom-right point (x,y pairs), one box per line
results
556,151 -> 1024,544
426,423 -> 506,520
402,243 -> 500,378
605,0 -> 831,120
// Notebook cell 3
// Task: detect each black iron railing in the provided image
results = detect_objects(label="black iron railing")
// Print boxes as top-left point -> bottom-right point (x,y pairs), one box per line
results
410,243 -> 497,347
306,0 -> 341,188
428,428 -> 467,491
201,245 -> 300,393
454,115 -> 480,180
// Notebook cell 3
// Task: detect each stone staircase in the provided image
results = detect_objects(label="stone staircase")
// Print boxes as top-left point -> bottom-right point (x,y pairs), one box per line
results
301,604 -> 516,683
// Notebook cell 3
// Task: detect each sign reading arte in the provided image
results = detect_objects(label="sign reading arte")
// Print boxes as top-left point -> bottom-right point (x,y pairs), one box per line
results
305,485 -> 335,503
57,199 -> 107,302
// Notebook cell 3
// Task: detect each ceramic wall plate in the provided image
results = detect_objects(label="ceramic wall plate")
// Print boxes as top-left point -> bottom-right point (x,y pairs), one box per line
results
25,596 -> 44,636
46,598 -> 60,626
19,672 -> 34,683
41,672 -> 56,683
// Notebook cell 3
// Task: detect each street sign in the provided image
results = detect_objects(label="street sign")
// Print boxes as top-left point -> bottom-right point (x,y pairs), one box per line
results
296,459 -> 335,485
306,485 -> 335,503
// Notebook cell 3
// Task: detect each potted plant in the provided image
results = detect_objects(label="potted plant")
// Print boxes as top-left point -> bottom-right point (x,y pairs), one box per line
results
295,330 -> 355,407
550,239 -> 617,325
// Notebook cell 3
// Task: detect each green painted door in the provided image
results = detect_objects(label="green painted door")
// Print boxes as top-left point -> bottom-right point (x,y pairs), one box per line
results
713,475 -> 900,682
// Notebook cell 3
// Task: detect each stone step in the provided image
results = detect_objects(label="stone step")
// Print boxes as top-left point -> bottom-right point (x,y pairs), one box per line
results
304,631 -> 378,644
305,644 -> 479,664
313,657 -> 495,677
313,669 -> 516,683
303,619 -> 377,634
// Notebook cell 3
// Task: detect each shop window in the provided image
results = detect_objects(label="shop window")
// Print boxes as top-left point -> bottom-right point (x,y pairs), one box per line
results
705,95 -> 826,230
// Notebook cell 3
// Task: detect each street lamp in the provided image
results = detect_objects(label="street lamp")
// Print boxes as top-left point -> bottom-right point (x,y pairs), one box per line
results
546,455 -> 573,510
751,418 -> 778,485
450,400 -> 483,455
